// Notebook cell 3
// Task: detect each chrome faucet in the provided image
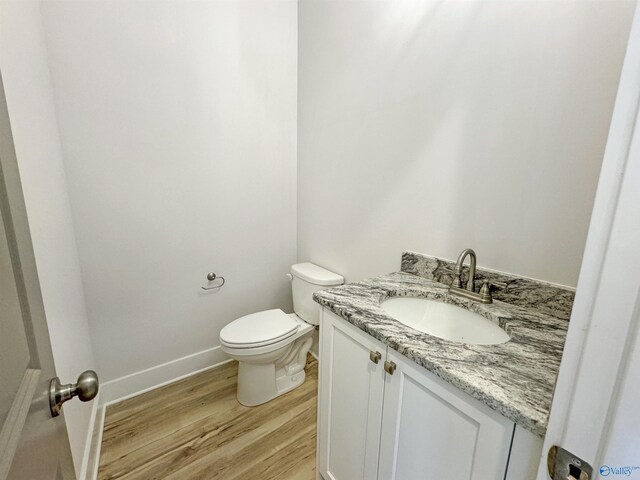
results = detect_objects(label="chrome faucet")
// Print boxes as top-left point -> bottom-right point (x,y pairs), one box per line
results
449,248 -> 499,304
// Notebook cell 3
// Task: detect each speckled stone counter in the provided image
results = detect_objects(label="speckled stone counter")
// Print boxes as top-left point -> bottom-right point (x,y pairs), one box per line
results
313,251 -> 575,437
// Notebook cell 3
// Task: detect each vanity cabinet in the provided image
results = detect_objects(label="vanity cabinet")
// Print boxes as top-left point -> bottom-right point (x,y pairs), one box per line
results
317,308 -> 541,480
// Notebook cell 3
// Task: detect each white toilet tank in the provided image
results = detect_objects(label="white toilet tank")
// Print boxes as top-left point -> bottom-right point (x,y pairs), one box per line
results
291,263 -> 343,326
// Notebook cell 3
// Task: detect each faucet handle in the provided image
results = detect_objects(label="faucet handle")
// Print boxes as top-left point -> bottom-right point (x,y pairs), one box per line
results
479,281 -> 492,302
452,274 -> 463,288
487,280 -> 507,290
479,280 -> 508,302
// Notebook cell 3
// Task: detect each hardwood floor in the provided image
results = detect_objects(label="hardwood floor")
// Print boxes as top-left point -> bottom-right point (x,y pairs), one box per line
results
98,356 -> 318,480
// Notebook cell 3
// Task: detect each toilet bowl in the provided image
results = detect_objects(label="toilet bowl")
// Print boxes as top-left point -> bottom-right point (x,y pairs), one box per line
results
220,263 -> 343,406
220,310 -> 313,406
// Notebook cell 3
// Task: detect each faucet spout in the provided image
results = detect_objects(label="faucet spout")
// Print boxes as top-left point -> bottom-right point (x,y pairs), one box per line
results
448,248 -> 494,303
454,248 -> 476,291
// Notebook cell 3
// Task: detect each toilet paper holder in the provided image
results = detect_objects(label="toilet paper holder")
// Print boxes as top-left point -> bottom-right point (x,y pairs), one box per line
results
202,272 -> 226,290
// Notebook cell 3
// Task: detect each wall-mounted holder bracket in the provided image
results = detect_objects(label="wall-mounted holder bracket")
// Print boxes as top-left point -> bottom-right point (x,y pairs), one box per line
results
202,272 -> 225,290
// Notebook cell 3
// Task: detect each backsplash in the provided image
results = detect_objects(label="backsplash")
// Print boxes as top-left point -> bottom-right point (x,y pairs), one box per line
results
401,251 -> 575,321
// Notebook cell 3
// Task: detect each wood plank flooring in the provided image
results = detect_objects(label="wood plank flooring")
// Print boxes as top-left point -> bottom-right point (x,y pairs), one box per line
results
98,356 -> 318,480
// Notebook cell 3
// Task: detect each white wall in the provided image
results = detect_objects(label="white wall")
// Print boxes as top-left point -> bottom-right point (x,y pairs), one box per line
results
298,0 -> 635,287
0,0 -> 97,474
39,0 -> 298,381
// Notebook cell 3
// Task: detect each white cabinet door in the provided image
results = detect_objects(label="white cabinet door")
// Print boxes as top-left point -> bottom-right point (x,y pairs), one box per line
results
317,309 -> 386,480
377,349 -> 515,480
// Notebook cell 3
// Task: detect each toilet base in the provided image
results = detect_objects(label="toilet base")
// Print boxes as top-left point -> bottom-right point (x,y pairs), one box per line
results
236,334 -> 313,407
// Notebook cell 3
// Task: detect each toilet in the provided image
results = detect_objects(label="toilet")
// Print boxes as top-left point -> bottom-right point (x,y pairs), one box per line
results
220,262 -> 343,406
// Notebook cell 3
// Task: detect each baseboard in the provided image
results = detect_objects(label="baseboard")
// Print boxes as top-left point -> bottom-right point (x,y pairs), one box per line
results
99,346 -> 231,406
80,346 -> 231,479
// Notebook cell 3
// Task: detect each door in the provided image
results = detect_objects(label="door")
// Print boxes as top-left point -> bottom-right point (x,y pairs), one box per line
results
317,309 -> 386,480
377,349 -> 514,480
536,4 -> 640,480
0,72 -> 76,479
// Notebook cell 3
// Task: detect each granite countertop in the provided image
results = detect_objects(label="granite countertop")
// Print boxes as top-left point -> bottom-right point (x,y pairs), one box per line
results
313,252 -> 574,437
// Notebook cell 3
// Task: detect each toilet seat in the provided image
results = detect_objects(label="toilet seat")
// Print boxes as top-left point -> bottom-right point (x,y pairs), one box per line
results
220,309 -> 299,349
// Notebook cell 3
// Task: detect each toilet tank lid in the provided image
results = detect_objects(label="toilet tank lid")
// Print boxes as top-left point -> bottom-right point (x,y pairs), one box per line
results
291,263 -> 344,286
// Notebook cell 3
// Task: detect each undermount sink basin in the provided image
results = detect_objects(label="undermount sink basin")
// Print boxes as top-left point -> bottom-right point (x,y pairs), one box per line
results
380,296 -> 510,345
